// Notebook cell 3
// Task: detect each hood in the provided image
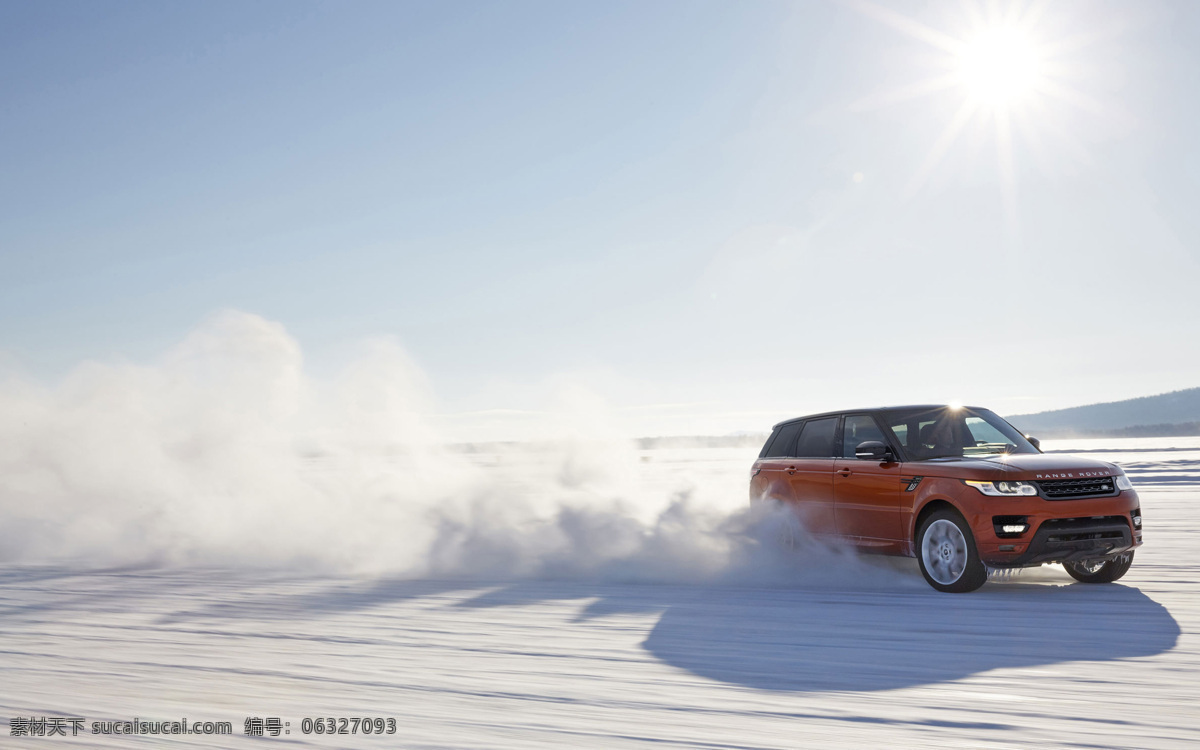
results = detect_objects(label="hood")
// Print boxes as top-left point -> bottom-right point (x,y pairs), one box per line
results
909,453 -> 1120,480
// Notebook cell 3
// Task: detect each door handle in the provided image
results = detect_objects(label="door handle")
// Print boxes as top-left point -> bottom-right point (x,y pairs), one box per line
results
838,468 -> 852,477
787,466 -> 797,475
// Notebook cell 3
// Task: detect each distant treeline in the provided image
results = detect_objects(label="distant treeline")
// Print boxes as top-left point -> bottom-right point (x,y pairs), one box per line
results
444,434 -> 770,453
1008,386 -> 1200,435
1031,421 -> 1200,439
635,434 -> 768,450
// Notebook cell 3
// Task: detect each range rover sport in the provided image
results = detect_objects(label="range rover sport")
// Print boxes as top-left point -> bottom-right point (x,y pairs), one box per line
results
749,405 -> 1142,592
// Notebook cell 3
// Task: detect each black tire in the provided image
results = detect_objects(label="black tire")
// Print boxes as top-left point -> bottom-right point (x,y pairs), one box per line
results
916,508 -> 988,593
1064,551 -> 1135,583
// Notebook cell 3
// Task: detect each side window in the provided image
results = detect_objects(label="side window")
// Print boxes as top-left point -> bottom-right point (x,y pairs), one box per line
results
762,422 -> 802,458
883,412 -> 917,449
842,415 -> 887,458
795,417 -> 837,458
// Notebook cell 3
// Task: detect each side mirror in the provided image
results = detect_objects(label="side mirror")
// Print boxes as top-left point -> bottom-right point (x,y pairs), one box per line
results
855,440 -> 893,462
1026,435 -> 1041,451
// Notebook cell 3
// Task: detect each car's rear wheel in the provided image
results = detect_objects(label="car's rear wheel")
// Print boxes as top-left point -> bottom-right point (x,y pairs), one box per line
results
1064,551 -> 1134,583
917,509 -> 987,593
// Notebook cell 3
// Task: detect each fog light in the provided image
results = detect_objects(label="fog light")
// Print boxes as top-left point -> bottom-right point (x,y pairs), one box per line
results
993,515 -> 1030,538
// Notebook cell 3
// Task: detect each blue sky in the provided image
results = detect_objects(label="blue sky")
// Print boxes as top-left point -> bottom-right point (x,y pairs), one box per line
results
3,0 -> 1199,437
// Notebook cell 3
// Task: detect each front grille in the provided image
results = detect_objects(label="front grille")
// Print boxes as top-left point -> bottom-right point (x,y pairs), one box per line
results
1037,477 -> 1116,499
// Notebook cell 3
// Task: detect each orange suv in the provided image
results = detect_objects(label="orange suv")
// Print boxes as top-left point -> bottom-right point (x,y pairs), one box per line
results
750,405 -> 1142,592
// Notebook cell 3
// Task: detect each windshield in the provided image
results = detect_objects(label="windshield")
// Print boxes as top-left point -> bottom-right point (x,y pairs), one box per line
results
881,407 -> 1038,460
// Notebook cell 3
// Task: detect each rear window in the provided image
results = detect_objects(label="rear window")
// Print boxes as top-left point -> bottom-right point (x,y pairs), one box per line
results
759,428 -> 780,458
795,417 -> 837,458
760,421 -> 802,458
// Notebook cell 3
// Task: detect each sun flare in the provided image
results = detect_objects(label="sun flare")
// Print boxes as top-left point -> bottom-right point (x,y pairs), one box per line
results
849,0 -> 1124,234
957,27 -> 1043,108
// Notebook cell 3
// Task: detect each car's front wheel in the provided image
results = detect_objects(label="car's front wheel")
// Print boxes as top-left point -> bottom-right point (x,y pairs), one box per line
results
916,509 -> 987,593
1064,551 -> 1134,583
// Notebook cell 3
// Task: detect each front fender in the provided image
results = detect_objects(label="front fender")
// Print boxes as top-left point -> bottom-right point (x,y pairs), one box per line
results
903,477 -> 976,556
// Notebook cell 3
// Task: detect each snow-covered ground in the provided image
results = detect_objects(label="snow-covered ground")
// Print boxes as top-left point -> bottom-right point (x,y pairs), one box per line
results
3,437 -> 1198,748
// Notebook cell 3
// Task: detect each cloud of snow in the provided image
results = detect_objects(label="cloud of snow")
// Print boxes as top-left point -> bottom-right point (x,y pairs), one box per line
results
0,310 -> 900,586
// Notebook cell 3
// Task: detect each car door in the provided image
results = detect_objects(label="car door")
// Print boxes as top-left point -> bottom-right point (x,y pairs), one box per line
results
785,417 -> 838,536
751,421 -> 804,506
834,414 -> 903,544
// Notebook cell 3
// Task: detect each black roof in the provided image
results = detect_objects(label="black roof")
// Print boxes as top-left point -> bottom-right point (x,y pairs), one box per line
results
771,405 -> 985,429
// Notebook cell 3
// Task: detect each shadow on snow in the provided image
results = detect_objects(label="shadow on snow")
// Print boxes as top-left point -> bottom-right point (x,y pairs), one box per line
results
638,581 -> 1179,692
1,566 -> 1176,695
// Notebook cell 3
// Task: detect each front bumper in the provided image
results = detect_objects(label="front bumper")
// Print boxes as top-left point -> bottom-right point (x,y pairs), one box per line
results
982,515 -> 1137,567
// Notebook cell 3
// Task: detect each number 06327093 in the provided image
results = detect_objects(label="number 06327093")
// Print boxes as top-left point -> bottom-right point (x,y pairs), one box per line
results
300,717 -> 397,734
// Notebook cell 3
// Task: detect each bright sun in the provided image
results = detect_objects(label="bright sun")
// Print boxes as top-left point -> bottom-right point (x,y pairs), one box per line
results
957,27 -> 1043,107
848,0 -> 1122,234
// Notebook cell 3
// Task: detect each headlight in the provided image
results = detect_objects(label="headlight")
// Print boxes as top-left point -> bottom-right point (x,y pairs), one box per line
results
1116,473 -> 1134,491
964,479 -> 1038,496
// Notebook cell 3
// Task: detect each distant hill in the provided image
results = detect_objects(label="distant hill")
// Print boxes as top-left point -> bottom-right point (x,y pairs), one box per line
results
1007,387 -> 1200,438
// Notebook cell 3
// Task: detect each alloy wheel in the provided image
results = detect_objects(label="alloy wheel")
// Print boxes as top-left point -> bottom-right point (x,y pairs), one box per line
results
922,518 -> 968,585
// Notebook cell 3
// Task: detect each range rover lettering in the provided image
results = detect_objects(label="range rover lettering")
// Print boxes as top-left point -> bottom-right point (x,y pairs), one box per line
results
750,405 -> 1142,593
